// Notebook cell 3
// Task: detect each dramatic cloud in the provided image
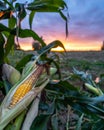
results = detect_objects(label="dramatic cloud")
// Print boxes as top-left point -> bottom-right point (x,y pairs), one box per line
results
25,0 -> 104,49
68,0 -> 104,44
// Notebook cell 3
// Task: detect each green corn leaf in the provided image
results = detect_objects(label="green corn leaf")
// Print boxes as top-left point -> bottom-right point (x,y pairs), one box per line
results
75,114 -> 84,130
2,31 -> 10,39
15,54 -> 34,72
29,11 -> 35,29
0,23 -> 11,32
51,114 -> 58,130
13,111 -> 26,130
27,0 -> 67,12
30,114 -> 50,130
18,29 -> 46,47
59,10 -> 69,37
3,0 -> 14,10
15,3 -> 27,22
38,40 -> 66,55
0,32 -> 5,64
4,34 -> 15,57
86,104 -> 104,116
92,120 -> 104,130
8,16 -> 16,29
26,0 -> 68,36
5,111 -> 26,130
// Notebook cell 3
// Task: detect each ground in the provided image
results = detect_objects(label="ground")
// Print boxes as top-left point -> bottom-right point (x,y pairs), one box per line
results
8,50 -> 104,77
57,51 -> 104,78
62,51 -> 104,61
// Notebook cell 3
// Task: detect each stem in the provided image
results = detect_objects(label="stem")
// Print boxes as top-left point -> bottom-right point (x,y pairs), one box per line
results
66,105 -> 71,130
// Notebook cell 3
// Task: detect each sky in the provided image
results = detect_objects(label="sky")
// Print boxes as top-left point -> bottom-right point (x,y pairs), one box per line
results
4,0 -> 104,51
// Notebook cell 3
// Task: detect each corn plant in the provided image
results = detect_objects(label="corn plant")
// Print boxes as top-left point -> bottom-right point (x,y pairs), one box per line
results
0,0 -> 68,129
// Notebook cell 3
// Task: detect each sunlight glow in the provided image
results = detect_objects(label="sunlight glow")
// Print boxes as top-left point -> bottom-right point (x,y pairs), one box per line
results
19,41 -> 102,52
52,42 -> 102,51
20,43 -> 33,51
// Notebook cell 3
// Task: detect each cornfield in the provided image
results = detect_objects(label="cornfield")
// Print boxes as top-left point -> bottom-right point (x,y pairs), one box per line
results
1,0 -> 104,130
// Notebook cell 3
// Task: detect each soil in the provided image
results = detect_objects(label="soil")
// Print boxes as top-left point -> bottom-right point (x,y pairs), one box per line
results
58,50 -> 104,61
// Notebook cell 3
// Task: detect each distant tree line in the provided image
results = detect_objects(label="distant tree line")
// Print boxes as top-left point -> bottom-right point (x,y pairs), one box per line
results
101,41 -> 104,50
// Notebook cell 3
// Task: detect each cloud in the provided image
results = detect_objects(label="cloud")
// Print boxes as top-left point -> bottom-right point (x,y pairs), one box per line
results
30,12 -> 67,43
3,0 -> 104,49
68,0 -> 104,44
24,0 -> 104,46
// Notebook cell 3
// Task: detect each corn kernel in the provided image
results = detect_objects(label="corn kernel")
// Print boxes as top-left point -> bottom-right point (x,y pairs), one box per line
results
9,65 -> 44,108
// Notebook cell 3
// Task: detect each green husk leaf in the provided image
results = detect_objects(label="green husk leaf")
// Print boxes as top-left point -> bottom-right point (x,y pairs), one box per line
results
75,114 -> 84,130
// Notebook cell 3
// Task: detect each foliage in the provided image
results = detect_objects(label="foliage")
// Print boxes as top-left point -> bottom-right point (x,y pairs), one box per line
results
0,0 -> 68,63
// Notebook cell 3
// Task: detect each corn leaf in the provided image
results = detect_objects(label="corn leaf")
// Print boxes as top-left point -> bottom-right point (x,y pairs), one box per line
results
51,114 -> 58,130
4,34 -> 15,57
38,40 -> 66,55
18,29 -> 46,47
30,114 -> 50,130
75,114 -> 84,130
15,54 -> 34,72
8,16 -> 16,29
0,33 -> 5,64
0,23 -> 11,32
27,0 -> 66,12
29,11 -> 35,29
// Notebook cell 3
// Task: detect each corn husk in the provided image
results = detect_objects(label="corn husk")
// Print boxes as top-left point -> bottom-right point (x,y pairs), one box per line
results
22,93 -> 41,130
0,59 -> 49,130
85,83 -> 103,96
2,64 -> 21,85
0,52 -> 57,130
0,79 -> 49,130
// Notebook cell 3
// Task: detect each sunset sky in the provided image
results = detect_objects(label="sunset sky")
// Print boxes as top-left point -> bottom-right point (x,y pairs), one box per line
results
9,0 -> 104,50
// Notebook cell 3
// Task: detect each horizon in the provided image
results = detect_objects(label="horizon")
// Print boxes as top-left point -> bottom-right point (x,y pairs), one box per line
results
20,41 -> 102,52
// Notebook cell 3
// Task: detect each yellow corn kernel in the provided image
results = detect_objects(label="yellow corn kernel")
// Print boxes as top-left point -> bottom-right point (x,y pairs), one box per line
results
9,65 -> 44,108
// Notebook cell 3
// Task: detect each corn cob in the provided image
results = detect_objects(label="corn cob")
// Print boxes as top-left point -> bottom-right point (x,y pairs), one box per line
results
0,57 -> 51,130
9,65 -> 44,108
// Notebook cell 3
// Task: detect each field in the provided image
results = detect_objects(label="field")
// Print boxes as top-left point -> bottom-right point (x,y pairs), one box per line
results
60,51 -> 104,76
8,50 -> 104,83
8,50 -> 104,89
4,51 -> 104,130
8,49 -> 104,64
